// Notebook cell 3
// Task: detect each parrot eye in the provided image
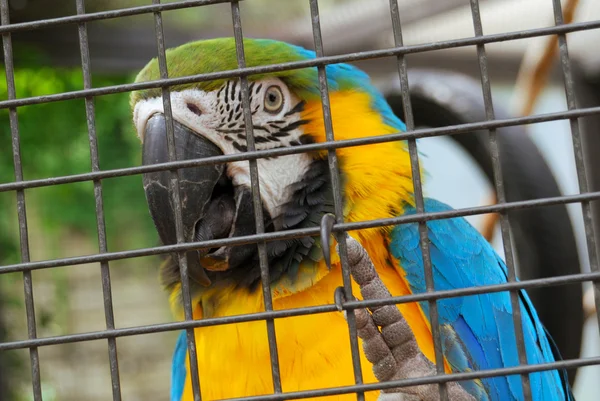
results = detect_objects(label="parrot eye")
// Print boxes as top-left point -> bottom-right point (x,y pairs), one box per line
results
263,85 -> 284,114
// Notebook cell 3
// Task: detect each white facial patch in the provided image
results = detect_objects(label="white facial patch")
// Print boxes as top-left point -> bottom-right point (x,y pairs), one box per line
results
133,77 -> 313,223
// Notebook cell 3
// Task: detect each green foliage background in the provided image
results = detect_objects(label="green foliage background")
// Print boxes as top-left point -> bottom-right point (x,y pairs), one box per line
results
0,48 -> 159,400
0,72 -> 156,254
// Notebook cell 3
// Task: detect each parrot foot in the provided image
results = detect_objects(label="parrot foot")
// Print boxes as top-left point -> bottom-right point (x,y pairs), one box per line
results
337,236 -> 476,401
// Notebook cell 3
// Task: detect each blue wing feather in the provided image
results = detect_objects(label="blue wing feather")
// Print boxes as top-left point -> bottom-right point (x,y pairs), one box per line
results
171,330 -> 188,401
389,198 -> 570,401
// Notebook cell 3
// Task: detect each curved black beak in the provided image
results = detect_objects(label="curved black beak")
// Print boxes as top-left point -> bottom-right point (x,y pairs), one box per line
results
141,113 -> 228,287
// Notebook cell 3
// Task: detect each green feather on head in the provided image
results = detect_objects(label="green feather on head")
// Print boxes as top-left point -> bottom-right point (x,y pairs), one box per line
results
130,38 -> 324,108
130,37 -> 406,134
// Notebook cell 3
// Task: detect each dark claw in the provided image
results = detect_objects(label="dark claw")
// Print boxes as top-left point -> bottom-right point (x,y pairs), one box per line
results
334,286 -> 346,312
320,213 -> 336,270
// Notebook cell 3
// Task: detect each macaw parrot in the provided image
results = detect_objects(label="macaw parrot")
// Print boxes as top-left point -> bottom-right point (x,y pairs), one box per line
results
130,38 -> 573,401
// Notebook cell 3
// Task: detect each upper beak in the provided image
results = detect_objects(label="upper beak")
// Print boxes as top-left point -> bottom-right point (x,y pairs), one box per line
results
141,113 -> 233,287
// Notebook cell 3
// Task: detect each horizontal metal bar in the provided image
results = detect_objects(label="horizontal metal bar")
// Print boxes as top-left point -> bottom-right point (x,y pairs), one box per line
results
1,268 -> 599,352
0,305 -> 334,351
0,0 -> 238,34
0,19 -> 598,110
2,104 -> 600,193
1,190 -> 599,274
223,356 -> 600,401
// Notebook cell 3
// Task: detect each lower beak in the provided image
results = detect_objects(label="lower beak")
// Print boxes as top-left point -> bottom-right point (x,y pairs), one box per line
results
141,113 -> 231,287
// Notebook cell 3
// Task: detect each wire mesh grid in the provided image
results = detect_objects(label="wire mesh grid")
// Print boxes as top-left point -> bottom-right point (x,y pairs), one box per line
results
1,0 -> 600,401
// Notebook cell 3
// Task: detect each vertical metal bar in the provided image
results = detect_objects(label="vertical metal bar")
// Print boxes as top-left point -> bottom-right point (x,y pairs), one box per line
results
468,1 -> 533,399
0,1 -> 43,400
387,1 -> 448,399
151,1 -> 202,400
74,0 -> 122,399
551,0 -> 600,329
229,1 -> 283,393
307,1 -> 365,400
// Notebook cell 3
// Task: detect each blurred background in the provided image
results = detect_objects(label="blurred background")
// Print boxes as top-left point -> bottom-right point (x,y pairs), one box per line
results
1,0 -> 599,400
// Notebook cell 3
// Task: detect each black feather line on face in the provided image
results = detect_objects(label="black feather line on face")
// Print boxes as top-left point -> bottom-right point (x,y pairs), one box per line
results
254,136 -> 270,143
279,119 -> 309,132
227,80 -> 236,103
299,134 -> 315,145
284,100 -> 306,116
232,141 -> 247,152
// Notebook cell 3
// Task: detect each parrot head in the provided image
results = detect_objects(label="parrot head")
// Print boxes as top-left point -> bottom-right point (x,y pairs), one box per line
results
130,38 -> 414,305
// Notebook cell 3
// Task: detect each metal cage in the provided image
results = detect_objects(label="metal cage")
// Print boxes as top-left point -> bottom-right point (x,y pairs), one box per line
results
0,1 -> 599,401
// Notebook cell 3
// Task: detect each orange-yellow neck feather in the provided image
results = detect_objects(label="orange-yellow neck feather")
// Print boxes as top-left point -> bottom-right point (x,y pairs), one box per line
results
302,90 -> 416,239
